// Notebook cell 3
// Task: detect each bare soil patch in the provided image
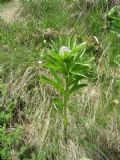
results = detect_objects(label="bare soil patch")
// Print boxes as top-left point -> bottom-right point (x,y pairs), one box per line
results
0,1 -> 23,23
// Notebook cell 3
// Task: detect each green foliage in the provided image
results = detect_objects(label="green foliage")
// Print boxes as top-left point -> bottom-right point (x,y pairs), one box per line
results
0,127 -> 22,160
41,39 -> 93,141
0,20 -> 43,80
1,0 -> 120,159
23,0 -> 69,29
107,6 -> 120,34
0,0 -> 11,3
0,83 -> 23,160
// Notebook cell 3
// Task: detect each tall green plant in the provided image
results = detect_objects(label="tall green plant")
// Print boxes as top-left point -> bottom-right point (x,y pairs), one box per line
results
41,40 -> 93,143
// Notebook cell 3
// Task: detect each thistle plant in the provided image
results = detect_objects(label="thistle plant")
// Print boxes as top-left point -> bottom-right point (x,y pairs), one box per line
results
41,40 -> 93,143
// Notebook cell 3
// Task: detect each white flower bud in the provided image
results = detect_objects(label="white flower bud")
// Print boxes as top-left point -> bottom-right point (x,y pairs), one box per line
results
59,46 -> 71,55
38,61 -> 42,64
43,40 -> 47,44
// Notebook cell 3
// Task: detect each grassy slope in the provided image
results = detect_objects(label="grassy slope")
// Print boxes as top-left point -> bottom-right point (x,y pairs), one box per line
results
0,0 -> 120,160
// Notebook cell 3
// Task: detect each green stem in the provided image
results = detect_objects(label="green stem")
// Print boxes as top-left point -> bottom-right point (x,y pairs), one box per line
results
63,77 -> 69,143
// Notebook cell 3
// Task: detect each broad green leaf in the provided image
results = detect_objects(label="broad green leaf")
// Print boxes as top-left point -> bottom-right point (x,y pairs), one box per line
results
46,53 -> 67,74
63,55 -> 74,67
40,76 -> 64,94
72,41 -> 87,54
44,63 -> 64,74
72,37 -> 77,48
46,54 -> 62,66
68,75 -> 86,87
53,97 -> 63,115
70,71 -> 86,77
71,63 -> 90,73
49,68 -> 63,85
75,63 -> 90,67
62,52 -> 71,60
74,49 -> 86,62
69,83 -> 87,95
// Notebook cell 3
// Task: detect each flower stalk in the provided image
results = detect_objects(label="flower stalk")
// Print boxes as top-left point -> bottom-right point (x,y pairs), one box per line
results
41,41 -> 92,143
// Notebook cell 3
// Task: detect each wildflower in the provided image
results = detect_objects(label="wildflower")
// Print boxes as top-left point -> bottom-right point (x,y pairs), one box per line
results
38,61 -> 42,64
112,99 -> 119,105
59,46 -> 71,55
43,40 -> 47,45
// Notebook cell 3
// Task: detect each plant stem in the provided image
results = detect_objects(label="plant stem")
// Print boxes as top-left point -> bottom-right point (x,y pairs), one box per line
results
63,94 -> 67,143
63,77 -> 69,143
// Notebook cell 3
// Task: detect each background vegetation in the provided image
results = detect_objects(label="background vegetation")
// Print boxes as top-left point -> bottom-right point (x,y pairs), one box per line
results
0,0 -> 120,160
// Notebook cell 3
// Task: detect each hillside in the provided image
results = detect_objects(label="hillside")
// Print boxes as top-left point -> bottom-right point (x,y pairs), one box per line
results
0,0 -> 120,160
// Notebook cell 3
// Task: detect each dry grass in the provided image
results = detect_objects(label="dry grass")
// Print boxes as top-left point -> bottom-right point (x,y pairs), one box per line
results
1,0 -> 120,159
2,63 -> 119,159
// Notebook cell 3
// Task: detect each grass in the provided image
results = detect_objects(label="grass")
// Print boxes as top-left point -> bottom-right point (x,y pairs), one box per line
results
0,0 -> 120,160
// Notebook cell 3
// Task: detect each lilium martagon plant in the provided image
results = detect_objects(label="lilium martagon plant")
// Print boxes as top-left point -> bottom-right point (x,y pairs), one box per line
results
40,41 -> 93,143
